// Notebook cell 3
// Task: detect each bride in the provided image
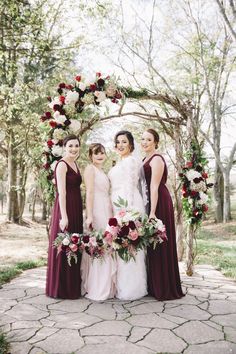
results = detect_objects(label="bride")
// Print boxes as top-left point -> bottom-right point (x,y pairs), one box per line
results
108,130 -> 147,300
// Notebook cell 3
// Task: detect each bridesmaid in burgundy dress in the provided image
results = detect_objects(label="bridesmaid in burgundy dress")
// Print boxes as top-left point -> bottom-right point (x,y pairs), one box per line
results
141,129 -> 184,300
46,134 -> 83,299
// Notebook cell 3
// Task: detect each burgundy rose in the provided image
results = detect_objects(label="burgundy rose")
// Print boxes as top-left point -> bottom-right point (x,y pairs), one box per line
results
193,177 -> 202,184
43,163 -> 50,170
90,83 -> 97,91
128,221 -> 136,230
59,82 -> 66,89
82,235 -> 90,243
71,235 -> 79,244
97,78 -> 105,87
53,104 -> 61,111
118,225 -> 129,237
47,140 -> 54,148
64,119 -> 71,126
112,98 -> 118,103
45,111 -> 52,119
58,140 -> 63,146
190,191 -> 198,197
182,191 -> 188,198
75,75 -> 81,82
115,92 -> 122,99
49,121 -> 57,128
66,84 -> 73,90
179,173 -> 184,178
61,244 -> 68,252
40,115 -> 47,122
202,172 -> 208,179
193,208 -> 200,217
186,161 -> 193,168
202,204 -> 208,212
108,217 -> 118,227
59,96 -> 65,104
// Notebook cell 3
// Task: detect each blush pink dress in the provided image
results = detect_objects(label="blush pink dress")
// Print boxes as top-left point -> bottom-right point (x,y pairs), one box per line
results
81,165 -> 116,301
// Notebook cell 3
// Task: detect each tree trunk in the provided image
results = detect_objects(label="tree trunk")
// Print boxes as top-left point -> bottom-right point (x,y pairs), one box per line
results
186,224 -> 194,276
41,199 -> 48,221
223,170 -> 231,222
31,189 -> 37,222
18,159 -> 28,224
6,133 -> 20,223
174,125 -> 185,261
213,163 -> 224,223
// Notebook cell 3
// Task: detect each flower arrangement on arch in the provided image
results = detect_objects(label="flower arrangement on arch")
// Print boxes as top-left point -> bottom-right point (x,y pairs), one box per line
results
40,73 -> 123,201
179,141 -> 213,226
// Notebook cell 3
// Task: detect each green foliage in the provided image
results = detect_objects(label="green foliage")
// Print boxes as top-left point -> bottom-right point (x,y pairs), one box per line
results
0,330 -> 10,354
0,259 -> 46,286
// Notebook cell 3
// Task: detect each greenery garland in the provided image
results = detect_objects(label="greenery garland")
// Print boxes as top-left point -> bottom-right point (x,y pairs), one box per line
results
179,140 -> 213,226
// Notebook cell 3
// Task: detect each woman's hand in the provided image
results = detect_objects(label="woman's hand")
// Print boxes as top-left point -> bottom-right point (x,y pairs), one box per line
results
86,217 -> 93,231
59,217 -> 68,232
148,212 -> 156,220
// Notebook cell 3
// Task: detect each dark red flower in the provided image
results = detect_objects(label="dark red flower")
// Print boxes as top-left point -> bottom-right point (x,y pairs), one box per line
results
71,235 -> 79,244
202,172 -> 208,179
112,98 -> 118,103
96,72 -> 101,77
182,184 -> 187,192
118,225 -> 129,237
43,163 -> 50,170
75,75 -> 81,82
53,104 -> 61,111
90,83 -> 97,91
64,119 -> 71,126
59,96 -> 65,104
40,115 -> 47,122
186,161 -> 193,168
97,78 -> 105,87
196,165 -> 203,172
193,209 -> 199,217
82,235 -> 90,243
182,191 -> 188,198
108,217 -> 118,227
47,140 -> 54,148
45,111 -> 52,119
128,221 -> 136,230
202,204 -> 208,212
59,82 -> 66,89
190,191 -> 198,197
49,120 -> 57,128
115,92 -> 122,99
66,84 -> 73,90
193,177 -> 201,184
179,173 -> 184,178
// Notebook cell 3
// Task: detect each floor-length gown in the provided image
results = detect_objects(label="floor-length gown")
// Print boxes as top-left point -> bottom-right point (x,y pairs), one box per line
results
81,165 -> 116,301
108,155 -> 147,300
143,154 -> 184,300
46,160 -> 83,299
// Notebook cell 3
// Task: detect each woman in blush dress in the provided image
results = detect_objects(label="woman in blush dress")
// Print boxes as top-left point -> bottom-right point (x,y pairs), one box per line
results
108,130 -> 147,300
141,128 -> 184,300
81,143 -> 116,301
46,134 -> 83,299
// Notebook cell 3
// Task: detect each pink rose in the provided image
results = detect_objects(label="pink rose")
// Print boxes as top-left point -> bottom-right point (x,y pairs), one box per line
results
70,244 -> 78,252
104,231 -> 114,245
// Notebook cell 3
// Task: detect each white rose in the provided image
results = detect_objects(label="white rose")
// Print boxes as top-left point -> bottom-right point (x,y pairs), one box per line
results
49,97 -> 61,109
54,114 -> 67,125
198,191 -> 208,205
50,160 -> 58,171
65,91 -> 79,105
53,128 -> 67,141
186,170 -> 202,181
62,238 -> 70,246
69,119 -> 81,134
51,145 -> 63,157
79,82 -> 87,91
94,91 -> 107,102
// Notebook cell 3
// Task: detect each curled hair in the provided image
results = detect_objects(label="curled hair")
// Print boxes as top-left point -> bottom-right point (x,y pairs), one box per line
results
146,129 -> 159,148
63,134 -> 80,147
89,143 -> 106,161
114,130 -> 134,152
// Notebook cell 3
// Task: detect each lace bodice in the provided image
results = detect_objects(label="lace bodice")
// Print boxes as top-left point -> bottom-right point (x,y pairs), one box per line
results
108,155 -> 142,208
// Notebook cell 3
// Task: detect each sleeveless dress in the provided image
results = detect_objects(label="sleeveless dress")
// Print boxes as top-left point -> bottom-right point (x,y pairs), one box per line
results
108,155 -> 147,300
46,160 -> 83,299
81,165 -> 116,301
143,154 -> 184,300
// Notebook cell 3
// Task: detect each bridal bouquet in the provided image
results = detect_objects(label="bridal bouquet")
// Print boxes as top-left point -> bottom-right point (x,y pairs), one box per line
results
103,197 -> 167,262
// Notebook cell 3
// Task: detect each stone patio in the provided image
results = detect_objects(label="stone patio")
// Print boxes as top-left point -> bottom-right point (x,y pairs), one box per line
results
1,264 -> 236,354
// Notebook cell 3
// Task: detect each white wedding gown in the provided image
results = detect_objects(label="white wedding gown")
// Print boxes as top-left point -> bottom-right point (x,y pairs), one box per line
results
108,155 -> 147,300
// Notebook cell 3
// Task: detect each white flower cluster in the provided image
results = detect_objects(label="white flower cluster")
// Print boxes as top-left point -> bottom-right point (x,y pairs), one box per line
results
197,191 -> 208,205
186,169 -> 201,181
190,180 -> 207,192
65,91 -> 79,105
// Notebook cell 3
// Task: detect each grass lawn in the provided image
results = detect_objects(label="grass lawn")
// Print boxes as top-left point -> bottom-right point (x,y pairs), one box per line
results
195,221 -> 236,280
0,330 -> 10,354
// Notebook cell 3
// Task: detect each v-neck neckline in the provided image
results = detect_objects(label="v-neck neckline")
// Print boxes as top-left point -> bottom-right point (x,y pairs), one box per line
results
63,160 -> 79,174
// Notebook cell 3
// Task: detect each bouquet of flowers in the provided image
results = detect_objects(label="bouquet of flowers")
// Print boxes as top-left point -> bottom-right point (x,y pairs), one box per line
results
103,197 -> 167,262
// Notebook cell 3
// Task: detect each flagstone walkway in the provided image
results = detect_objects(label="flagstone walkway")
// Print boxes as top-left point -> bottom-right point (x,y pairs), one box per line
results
0,264 -> 236,354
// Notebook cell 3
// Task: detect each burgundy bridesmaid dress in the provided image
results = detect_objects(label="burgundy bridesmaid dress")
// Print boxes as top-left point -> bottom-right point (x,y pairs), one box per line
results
143,154 -> 184,300
46,160 -> 83,299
